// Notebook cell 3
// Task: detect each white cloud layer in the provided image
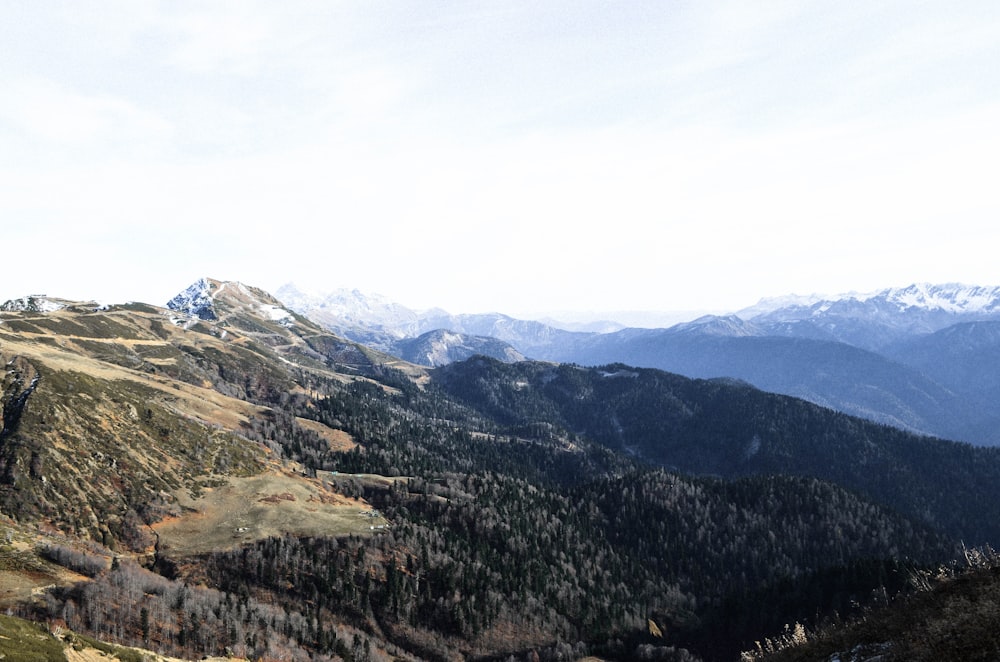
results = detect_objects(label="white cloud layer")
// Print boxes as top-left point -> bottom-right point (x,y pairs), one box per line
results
2,1 -> 998,316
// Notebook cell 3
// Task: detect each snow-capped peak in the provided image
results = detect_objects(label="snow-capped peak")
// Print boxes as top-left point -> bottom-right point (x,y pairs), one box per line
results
166,277 -> 217,320
166,278 -> 298,330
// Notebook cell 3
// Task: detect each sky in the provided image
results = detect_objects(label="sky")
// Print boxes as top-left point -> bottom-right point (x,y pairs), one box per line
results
3,1 -> 999,319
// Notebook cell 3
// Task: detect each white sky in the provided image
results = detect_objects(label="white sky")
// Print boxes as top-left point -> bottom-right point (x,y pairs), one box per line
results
2,1 -> 999,317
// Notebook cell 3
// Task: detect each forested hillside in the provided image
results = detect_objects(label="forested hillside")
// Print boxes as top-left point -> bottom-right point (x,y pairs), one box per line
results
434,357 -> 1000,545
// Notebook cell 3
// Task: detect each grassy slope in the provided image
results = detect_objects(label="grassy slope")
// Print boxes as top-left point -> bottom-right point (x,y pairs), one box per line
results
0,300 -> 387,574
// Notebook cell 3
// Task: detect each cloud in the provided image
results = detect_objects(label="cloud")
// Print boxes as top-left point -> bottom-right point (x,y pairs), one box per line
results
0,78 -> 172,153
2,1 -> 999,313
162,6 -> 279,76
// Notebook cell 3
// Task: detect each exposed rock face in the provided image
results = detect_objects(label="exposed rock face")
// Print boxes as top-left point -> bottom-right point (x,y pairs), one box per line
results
166,277 -> 218,320
1,355 -> 40,440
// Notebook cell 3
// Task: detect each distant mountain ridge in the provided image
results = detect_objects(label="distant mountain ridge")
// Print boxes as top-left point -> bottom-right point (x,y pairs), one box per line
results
278,281 -> 1000,350
276,283 -> 562,366
744,283 -> 1000,350
549,283 -> 1000,444
275,283 -> 432,336
273,281 -> 1000,446
739,283 -> 1000,319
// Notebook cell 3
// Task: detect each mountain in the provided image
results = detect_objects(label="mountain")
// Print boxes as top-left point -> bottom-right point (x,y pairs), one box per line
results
734,292 -> 829,318
271,281 -> 1000,444
278,281 -> 1000,359
275,282 -> 431,341
277,283 -> 562,365
0,279 -> 436,659
167,277 -> 300,330
392,328 -> 526,366
663,314 -> 764,337
508,284 -> 1000,445
3,277 -> 998,661
732,283 -> 1000,443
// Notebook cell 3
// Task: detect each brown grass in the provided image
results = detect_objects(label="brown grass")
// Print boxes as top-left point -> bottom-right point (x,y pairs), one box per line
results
0,333 -> 266,432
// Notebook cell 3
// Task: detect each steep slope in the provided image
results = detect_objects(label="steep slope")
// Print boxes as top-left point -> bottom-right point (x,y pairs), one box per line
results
0,611 -> 201,662
199,469 -> 953,661
0,283 -> 442,661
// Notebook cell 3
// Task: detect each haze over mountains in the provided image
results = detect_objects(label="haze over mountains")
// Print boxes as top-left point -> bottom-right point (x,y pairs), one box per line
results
275,281 -> 1000,446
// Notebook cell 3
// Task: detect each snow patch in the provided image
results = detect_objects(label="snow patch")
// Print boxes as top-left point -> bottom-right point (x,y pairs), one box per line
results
600,369 -> 639,378
0,296 -> 66,313
260,304 -> 293,323
167,315 -> 198,330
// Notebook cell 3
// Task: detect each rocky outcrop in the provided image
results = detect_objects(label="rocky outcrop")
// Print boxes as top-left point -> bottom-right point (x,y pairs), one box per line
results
1,355 -> 40,440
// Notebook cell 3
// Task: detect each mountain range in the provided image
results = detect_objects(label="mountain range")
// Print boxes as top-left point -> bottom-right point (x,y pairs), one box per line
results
278,282 -> 1000,445
1,277 -> 999,660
